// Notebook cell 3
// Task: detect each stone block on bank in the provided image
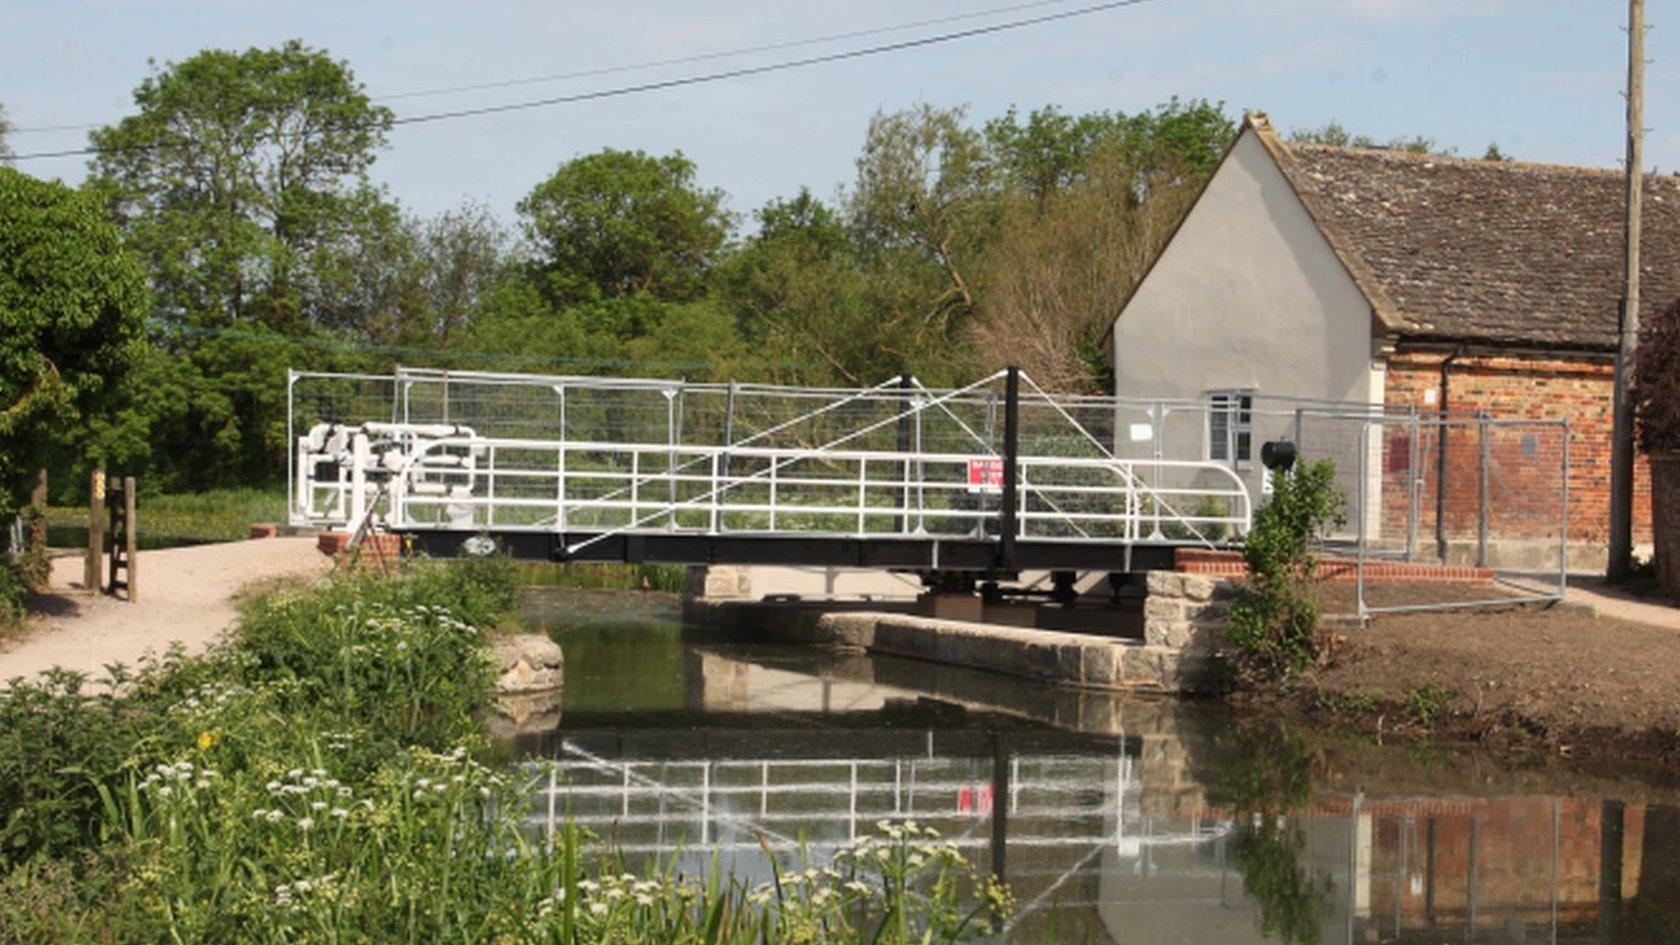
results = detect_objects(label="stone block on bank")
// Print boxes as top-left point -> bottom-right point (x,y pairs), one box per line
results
1143,597 -> 1185,623
1121,645 -> 1162,686
1146,571 -> 1185,597
1079,644 -> 1121,687
1178,573 -> 1219,601
490,634 -> 564,694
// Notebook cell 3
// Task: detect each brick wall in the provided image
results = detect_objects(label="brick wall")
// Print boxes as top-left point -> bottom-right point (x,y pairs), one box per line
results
1384,351 -> 1653,549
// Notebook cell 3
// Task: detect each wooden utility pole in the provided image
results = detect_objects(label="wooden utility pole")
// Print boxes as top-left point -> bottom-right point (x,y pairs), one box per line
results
1608,0 -> 1645,582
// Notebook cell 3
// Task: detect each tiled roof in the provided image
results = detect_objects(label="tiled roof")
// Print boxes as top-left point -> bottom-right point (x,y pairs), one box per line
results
1255,118 -> 1680,350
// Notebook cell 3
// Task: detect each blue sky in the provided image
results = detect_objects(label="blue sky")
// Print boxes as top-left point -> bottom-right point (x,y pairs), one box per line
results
2,1 -> 1673,225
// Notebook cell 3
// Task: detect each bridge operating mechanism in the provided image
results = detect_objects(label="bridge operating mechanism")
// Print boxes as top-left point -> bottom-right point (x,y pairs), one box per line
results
289,366 -> 1256,575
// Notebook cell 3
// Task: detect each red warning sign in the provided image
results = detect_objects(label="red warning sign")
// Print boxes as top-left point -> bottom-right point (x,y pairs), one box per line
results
966,458 -> 1004,494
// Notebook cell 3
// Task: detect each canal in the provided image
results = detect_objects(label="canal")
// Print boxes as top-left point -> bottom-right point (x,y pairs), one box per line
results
512,589 -> 1680,945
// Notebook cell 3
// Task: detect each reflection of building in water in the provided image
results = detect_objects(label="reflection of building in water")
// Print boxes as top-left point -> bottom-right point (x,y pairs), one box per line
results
524,642 -> 1678,945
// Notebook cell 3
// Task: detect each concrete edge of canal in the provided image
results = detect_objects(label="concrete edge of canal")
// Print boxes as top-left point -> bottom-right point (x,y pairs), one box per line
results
680,566 -> 1229,695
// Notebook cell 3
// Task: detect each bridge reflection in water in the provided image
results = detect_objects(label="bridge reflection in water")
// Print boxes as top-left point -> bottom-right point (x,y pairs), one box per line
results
507,600 -> 1678,944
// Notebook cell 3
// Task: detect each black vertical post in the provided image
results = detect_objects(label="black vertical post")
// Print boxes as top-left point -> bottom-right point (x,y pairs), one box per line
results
1600,800 -> 1625,943
1425,816 -> 1437,928
998,367 -> 1021,569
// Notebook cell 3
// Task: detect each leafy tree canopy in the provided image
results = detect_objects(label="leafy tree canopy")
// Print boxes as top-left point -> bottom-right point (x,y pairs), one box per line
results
0,168 -> 148,515
984,98 -> 1234,202
90,39 -> 394,329
517,148 -> 731,305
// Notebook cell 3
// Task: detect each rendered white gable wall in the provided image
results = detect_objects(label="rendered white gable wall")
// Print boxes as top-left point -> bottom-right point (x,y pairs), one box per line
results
1111,125 -> 1387,537
1112,127 -> 1382,407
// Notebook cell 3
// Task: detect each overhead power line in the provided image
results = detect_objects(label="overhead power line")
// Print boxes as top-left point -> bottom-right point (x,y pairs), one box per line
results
9,0 -> 1158,161
7,0 -> 1100,136
377,0 -> 1104,103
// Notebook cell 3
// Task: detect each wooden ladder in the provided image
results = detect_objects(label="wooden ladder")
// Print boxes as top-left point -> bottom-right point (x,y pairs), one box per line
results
105,475 -> 138,602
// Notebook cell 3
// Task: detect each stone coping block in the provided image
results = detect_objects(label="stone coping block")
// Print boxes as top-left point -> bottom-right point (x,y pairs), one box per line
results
682,598 -> 1213,693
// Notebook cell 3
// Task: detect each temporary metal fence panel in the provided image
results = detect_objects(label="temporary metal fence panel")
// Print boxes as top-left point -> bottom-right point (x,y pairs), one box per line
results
1346,415 -> 1570,618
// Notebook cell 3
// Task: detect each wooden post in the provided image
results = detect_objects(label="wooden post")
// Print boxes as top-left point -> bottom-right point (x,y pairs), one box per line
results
126,476 -> 138,602
85,468 -> 104,594
1609,0 -> 1645,581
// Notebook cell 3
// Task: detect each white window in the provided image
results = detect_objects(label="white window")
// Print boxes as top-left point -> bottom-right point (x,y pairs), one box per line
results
1207,391 -> 1254,469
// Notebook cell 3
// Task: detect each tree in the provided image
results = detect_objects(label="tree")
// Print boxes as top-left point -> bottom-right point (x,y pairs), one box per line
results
90,39 -> 394,329
971,101 -> 1235,389
0,168 -> 148,518
0,102 -> 12,162
984,99 -> 1234,204
843,105 -> 997,382
969,140 -> 1201,390
716,190 -> 878,384
88,40 -> 395,486
412,203 -> 512,346
518,149 -> 731,306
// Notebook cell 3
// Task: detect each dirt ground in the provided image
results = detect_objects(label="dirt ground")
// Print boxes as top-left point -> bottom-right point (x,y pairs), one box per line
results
0,537 -> 329,686
1296,601 -> 1680,769
1312,580 -> 1529,615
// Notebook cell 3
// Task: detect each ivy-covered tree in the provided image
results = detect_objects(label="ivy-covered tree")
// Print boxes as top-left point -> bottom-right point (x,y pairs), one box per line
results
0,167 -> 148,521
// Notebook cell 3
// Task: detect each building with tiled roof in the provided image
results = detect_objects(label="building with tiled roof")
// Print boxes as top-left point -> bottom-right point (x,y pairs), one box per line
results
1108,114 -> 1662,567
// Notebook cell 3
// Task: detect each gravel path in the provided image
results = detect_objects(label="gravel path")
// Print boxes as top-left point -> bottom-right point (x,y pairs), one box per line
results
1,537 -> 330,686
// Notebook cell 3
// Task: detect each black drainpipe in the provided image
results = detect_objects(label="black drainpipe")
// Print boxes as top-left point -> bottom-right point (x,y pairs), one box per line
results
1434,345 -> 1463,561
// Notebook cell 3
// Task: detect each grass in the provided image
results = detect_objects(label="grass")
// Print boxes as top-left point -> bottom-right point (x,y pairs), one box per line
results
45,487 -> 288,550
0,559 -> 1009,944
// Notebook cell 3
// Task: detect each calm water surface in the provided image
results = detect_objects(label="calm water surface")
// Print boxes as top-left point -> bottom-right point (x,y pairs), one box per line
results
512,589 -> 1680,945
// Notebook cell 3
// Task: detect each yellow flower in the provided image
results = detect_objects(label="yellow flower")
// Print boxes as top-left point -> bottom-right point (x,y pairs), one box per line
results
197,730 -> 220,750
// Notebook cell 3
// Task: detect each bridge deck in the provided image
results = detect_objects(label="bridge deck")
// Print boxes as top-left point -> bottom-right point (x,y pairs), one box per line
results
287,366 -> 1301,572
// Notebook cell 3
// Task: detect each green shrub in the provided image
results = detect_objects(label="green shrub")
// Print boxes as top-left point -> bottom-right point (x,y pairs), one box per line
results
236,566 -> 508,751
0,560 -> 1014,944
0,564 -> 514,870
1222,460 -> 1346,688
0,560 -> 28,629
517,561 -> 687,592
1404,681 -> 1456,728
0,670 -> 151,865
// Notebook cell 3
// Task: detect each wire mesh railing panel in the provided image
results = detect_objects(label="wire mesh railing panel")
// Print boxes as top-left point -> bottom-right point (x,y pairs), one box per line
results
292,368 -> 1265,546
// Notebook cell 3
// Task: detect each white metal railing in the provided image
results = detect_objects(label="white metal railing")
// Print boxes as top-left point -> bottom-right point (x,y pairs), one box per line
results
523,743 -> 1228,864
291,366 -> 1262,549
519,742 -> 1238,928
295,426 -> 1253,548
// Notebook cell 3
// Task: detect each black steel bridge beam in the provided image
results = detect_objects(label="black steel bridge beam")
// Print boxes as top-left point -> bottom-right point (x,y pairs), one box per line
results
402,529 -> 1177,575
